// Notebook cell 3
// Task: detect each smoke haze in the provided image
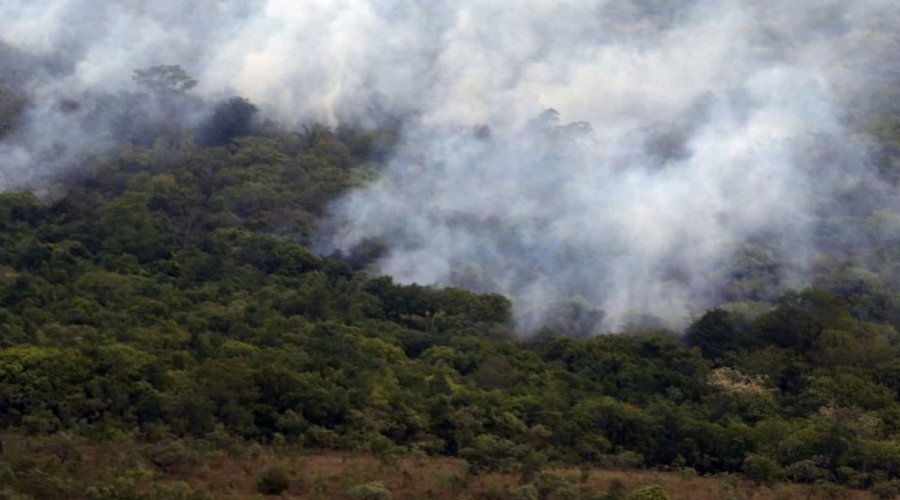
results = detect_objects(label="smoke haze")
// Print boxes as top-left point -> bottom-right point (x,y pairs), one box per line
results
2,0 -> 899,332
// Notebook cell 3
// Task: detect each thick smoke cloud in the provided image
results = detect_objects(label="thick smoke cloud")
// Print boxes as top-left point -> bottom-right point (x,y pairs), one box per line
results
1,1 -> 899,332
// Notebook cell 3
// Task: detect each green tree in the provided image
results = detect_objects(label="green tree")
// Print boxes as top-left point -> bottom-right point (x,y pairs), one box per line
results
133,65 -> 197,95
199,97 -> 258,146
685,309 -> 744,360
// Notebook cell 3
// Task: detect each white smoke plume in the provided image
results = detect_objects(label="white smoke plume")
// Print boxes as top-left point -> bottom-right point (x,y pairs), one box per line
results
1,0 -> 898,332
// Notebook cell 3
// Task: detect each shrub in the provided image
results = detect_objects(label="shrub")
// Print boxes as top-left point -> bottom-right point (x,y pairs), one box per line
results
37,432 -> 83,464
812,480 -> 846,500
785,460 -> 827,483
533,471 -> 578,499
742,454 -> 782,485
871,480 -> 900,500
835,466 -> 864,488
144,439 -> 197,473
626,485 -> 670,500
148,481 -> 211,500
0,487 -> 31,500
256,463 -> 291,495
604,478 -> 627,500
349,481 -> 392,500
21,408 -> 61,434
509,483 -> 540,500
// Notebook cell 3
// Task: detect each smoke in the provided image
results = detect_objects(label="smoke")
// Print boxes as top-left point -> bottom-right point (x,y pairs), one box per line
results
318,0 -> 900,332
1,1 -> 899,332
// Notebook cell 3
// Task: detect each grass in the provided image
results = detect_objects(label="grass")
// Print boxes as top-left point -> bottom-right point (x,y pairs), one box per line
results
121,449 -> 881,499
0,433 -> 878,499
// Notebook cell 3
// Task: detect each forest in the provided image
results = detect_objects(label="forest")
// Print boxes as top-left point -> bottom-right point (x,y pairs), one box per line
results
1,1 -> 900,498
0,59 -> 899,498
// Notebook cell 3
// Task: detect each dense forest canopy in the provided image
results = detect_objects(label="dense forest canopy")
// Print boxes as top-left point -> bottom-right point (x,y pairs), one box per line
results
1,0 -> 900,498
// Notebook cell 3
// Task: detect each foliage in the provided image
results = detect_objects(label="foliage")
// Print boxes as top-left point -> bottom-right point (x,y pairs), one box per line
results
742,454 -> 782,485
133,65 -> 198,95
349,481 -> 392,500
198,97 -> 258,146
144,439 -> 198,473
256,463 -> 291,495
625,485 -> 669,500
0,96 -> 898,498
871,480 -> 900,500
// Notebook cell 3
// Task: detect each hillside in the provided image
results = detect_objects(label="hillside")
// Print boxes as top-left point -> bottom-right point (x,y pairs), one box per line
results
0,114 -> 898,498
2,1 -> 900,498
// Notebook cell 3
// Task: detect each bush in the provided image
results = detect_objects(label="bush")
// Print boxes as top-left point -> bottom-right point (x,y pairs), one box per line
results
144,439 -> 197,473
742,453 -> 782,485
872,480 -> 900,500
604,478 -> 627,500
785,460 -> 828,483
36,432 -> 83,464
349,481 -> 392,500
256,463 -> 291,495
807,480 -> 846,500
533,471 -> 578,499
0,487 -> 31,500
626,485 -> 670,500
835,465 -> 862,487
148,481 -> 211,500
509,483 -> 540,500
21,408 -> 61,434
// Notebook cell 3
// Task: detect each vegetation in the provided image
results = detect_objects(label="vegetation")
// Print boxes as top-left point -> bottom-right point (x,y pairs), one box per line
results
6,437 -> 873,499
256,463 -> 291,495
1,77 -> 900,498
